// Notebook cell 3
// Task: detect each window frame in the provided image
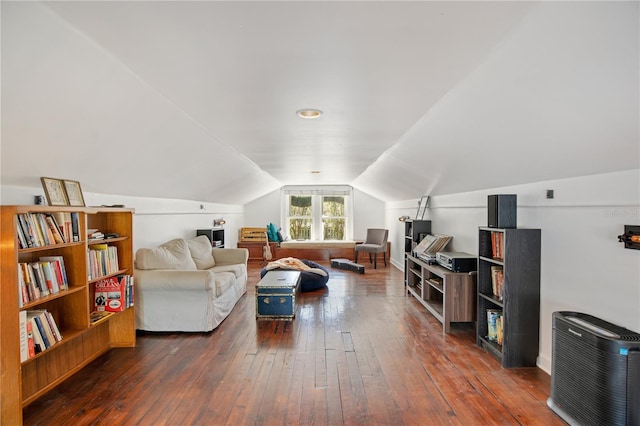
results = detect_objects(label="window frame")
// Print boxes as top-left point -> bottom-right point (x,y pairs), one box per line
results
282,186 -> 353,241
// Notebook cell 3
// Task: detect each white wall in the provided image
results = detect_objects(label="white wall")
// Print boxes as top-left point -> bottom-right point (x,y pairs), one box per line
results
386,169 -> 640,373
0,185 -> 244,252
243,189 -> 281,230
243,187 -> 385,242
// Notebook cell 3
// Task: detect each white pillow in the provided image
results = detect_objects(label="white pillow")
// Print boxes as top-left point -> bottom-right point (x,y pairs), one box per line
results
135,239 -> 197,270
186,235 -> 216,269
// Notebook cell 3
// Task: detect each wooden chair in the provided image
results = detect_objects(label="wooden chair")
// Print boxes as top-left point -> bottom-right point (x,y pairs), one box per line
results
354,228 -> 389,269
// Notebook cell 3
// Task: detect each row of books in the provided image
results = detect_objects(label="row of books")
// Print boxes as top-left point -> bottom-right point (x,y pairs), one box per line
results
88,244 -> 120,280
16,212 -> 80,249
18,257 -> 69,306
491,265 -> 504,300
487,309 -> 504,345
490,231 -> 504,260
94,275 -> 134,313
19,309 -> 62,362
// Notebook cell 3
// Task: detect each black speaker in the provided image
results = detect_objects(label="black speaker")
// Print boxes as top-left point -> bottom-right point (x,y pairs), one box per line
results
488,194 -> 517,228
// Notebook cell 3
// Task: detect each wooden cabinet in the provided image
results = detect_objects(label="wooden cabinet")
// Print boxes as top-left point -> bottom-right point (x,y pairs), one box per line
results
196,227 -> 225,248
0,206 -> 135,424
238,241 -> 278,262
405,254 -> 476,333
476,227 -> 541,367
404,219 -> 431,254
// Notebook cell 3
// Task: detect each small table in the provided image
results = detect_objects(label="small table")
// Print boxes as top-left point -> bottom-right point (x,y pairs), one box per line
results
256,270 -> 301,320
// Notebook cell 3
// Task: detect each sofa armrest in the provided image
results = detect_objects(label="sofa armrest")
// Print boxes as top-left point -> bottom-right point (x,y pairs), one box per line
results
134,269 -> 215,292
211,248 -> 249,266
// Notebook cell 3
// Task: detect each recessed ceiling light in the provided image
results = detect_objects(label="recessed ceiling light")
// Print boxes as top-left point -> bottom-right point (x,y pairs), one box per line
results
296,109 -> 322,119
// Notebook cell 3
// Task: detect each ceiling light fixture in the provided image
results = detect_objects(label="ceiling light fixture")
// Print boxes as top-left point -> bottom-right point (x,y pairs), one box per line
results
310,170 -> 321,174
296,109 -> 322,119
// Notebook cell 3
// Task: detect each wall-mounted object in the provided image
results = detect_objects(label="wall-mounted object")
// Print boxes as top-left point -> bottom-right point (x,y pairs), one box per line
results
213,218 -> 226,227
488,194 -> 517,228
618,225 -> 640,250
398,215 -> 410,222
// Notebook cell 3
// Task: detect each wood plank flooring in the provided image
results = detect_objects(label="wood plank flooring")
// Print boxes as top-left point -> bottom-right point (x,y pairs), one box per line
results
23,262 -> 564,425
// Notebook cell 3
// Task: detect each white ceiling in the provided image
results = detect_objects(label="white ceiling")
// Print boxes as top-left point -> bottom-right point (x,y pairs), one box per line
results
1,1 -> 638,205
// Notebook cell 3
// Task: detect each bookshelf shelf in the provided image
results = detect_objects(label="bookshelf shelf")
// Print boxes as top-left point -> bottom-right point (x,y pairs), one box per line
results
1,206 -> 136,424
19,286 -> 86,310
476,227 -> 540,368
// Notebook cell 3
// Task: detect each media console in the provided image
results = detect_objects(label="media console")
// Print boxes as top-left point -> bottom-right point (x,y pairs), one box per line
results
405,254 -> 477,333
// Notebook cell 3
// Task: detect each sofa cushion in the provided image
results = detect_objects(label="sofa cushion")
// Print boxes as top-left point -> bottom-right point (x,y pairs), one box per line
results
209,263 -> 246,278
135,238 -> 197,270
186,235 -> 216,269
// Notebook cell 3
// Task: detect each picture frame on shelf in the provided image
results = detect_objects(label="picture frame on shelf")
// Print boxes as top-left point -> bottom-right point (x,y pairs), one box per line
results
63,179 -> 85,207
40,177 -> 69,206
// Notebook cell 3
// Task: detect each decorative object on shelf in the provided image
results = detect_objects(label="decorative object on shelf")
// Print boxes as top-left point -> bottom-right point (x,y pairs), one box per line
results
415,196 -> 429,220
62,179 -> 85,207
398,215 -> 410,222
213,217 -> 226,227
618,225 -> 640,250
40,177 -> 69,206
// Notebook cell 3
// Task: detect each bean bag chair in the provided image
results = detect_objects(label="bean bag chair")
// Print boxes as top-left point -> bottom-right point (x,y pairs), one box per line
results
260,258 -> 329,292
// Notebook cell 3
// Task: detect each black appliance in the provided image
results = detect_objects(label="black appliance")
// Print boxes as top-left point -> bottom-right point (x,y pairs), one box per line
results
547,311 -> 640,426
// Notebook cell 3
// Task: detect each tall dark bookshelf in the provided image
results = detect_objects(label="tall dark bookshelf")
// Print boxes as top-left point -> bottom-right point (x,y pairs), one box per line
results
476,227 -> 541,367
403,219 -> 431,254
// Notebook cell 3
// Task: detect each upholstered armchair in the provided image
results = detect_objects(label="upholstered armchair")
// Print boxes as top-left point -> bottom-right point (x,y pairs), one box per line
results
354,228 -> 389,269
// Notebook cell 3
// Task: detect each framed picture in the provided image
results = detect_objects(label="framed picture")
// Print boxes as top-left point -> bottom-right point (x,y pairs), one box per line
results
40,177 -> 69,206
63,179 -> 86,207
415,196 -> 430,220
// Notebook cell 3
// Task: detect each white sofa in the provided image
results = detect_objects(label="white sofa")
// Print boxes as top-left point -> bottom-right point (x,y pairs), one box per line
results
134,236 -> 248,332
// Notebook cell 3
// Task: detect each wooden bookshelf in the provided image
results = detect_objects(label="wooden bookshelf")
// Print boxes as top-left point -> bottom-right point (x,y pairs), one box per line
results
0,206 -> 136,424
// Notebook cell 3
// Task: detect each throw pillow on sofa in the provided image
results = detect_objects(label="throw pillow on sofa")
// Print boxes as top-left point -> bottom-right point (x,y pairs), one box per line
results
135,238 -> 197,270
186,235 -> 216,269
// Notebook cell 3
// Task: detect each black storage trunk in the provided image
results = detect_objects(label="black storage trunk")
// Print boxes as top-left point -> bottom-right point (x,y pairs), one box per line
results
547,311 -> 640,426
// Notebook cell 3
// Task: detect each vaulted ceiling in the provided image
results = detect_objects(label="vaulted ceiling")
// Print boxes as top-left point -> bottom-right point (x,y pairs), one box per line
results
2,1 -> 638,205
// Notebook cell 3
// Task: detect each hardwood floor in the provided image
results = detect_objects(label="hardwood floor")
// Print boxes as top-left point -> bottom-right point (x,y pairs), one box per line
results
23,262 -> 564,426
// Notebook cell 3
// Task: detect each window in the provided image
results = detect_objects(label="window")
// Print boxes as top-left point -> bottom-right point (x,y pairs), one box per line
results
288,195 -> 312,240
322,196 -> 345,240
282,186 -> 352,241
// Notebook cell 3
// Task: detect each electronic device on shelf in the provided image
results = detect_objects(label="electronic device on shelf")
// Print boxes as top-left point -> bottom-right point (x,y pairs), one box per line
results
435,251 -> 477,272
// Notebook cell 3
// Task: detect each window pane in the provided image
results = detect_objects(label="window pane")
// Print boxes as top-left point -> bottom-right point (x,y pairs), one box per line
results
322,196 -> 344,216
290,196 -> 312,216
323,218 -> 345,240
289,218 -> 312,240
